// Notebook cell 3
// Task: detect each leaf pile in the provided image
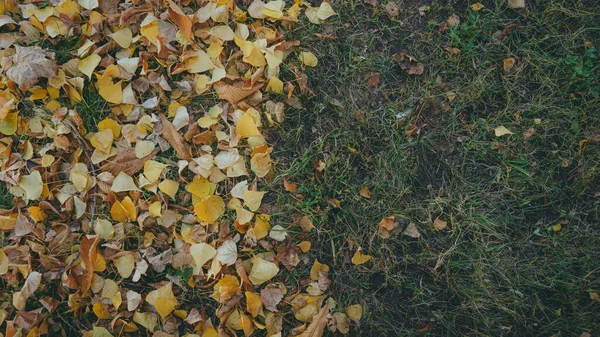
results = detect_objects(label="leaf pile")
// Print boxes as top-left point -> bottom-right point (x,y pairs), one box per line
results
0,1 -> 360,336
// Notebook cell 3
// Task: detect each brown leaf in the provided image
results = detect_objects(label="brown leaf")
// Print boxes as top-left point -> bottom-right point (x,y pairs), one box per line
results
283,179 -> 297,193
503,57 -> 516,72
260,284 -> 283,311
434,217 -> 447,231
294,215 -> 314,232
392,52 -> 424,75
359,186 -> 372,198
100,148 -> 159,176
403,222 -> 420,238
159,113 -> 192,161
523,128 -> 535,139
213,81 -> 264,104
365,72 -> 380,88
80,235 -> 100,294
6,46 -> 57,91
385,2 -> 399,17
167,0 -> 193,41
298,303 -> 329,337
235,258 -> 251,285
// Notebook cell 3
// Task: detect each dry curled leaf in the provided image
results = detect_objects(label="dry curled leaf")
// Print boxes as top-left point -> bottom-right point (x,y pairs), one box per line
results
101,148 -> 158,176
214,81 -> 264,104
159,113 -> 191,161
392,52 -> 424,75
5,46 -> 57,90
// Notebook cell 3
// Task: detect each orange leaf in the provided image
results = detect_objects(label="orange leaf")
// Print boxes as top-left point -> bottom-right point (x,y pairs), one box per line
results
80,235 -> 100,294
167,0 -> 193,41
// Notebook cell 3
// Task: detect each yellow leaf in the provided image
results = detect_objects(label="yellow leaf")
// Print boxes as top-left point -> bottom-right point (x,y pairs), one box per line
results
114,254 -> 135,278
99,80 -> 123,104
158,179 -> 179,199
351,248 -> 372,265
494,125 -> 513,137
242,190 -> 265,212
90,129 -> 114,153
0,112 -> 18,135
71,162 -> 91,192
185,50 -> 214,73
310,260 -> 329,280
133,312 -> 158,332
245,292 -> 262,317
111,200 -> 128,222
28,206 -> 46,223
93,302 -> 111,319
144,160 -> 167,183
299,51 -> 318,67
194,195 -> 225,224
111,172 -> 139,192
78,54 -> 101,79
317,2 -> 337,20
186,176 -> 211,199
236,112 -> 260,138
266,76 -> 284,94
0,249 -> 8,275
471,2 -> 485,11
109,28 -> 133,49
263,0 -> 284,20
190,243 -> 216,273
346,304 -> 363,321
297,241 -> 311,253
98,118 -> 121,138
93,219 -> 114,240
155,297 -> 176,318
19,171 -> 43,201
149,201 -> 162,217
249,255 -> 279,285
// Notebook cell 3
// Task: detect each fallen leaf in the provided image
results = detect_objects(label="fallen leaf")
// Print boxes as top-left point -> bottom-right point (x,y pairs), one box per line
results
80,235 -> 100,294
249,255 -> 279,285
101,148 -> 158,176
524,128 -> 535,139
295,215 -> 315,232
403,222 -> 421,238
471,2 -> 485,11
365,72 -> 380,88
494,125 -> 514,137
284,179 -> 297,193
359,186 -> 372,198
392,52 -> 424,75
298,303 -> 329,337
299,52 -> 318,67
159,113 -> 191,161
508,0 -> 525,9
346,304 -> 363,321
447,14 -> 460,27
167,0 -> 193,41
213,81 -> 264,104
385,2 -> 399,17
351,248 -> 372,265
434,217 -> 447,231
6,46 -> 57,90
503,57 -> 516,72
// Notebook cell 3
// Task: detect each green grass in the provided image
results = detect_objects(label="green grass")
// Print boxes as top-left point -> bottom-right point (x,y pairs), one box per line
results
264,0 -> 600,335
